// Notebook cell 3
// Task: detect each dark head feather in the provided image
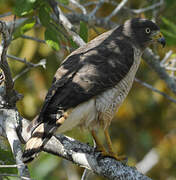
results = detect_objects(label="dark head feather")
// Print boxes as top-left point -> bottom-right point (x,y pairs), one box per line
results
123,18 -> 160,50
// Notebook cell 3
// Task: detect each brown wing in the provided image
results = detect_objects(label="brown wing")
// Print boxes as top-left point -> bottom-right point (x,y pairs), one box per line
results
22,25 -> 135,163
37,26 -> 134,124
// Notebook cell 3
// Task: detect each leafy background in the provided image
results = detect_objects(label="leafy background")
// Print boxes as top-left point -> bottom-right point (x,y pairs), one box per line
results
0,0 -> 176,179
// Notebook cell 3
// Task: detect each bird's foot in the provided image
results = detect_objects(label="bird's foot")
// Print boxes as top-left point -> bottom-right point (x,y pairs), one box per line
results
95,146 -> 127,162
0,72 -> 4,85
108,153 -> 127,162
101,151 -> 127,162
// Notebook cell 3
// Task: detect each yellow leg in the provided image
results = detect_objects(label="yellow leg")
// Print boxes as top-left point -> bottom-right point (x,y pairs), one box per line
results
91,129 -> 126,161
104,127 -> 114,154
91,130 -> 107,153
104,128 -> 126,161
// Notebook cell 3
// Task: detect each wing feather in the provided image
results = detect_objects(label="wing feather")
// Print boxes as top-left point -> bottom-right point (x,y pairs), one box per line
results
37,26 -> 134,124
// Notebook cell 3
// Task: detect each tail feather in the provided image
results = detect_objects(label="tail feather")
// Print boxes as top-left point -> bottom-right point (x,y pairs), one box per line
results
22,111 -> 69,163
22,123 -> 58,163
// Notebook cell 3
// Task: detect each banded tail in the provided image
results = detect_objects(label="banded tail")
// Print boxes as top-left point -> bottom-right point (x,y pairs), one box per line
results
22,114 -> 66,163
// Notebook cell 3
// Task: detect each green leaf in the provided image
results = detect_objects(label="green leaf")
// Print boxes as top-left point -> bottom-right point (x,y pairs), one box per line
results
56,0 -> 69,5
13,18 -> 35,39
162,17 -> 176,33
69,38 -> 79,49
39,5 -> 51,27
45,28 -> 60,51
161,29 -> 176,39
13,0 -> 36,16
79,21 -> 88,43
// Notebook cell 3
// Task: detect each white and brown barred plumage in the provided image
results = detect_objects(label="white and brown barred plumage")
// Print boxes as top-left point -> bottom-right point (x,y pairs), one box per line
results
22,18 -> 165,163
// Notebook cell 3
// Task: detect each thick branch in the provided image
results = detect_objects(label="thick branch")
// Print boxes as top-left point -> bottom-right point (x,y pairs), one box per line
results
0,108 -> 30,180
16,117 -> 152,180
0,21 -> 14,93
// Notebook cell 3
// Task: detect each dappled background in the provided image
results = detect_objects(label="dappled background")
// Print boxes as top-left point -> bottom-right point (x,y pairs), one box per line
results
0,0 -> 176,179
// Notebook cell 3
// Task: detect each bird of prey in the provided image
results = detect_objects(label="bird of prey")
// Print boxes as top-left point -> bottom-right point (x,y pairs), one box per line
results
22,18 -> 165,163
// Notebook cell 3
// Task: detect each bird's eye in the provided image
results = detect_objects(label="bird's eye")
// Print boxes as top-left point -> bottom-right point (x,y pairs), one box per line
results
145,28 -> 151,34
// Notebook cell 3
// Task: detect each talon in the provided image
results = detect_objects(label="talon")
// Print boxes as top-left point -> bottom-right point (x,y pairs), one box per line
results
100,151 -> 127,162
92,128 -> 128,163
94,146 -> 107,154
110,153 -> 127,162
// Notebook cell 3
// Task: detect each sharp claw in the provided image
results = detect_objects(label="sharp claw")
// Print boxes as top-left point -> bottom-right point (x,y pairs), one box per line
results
96,148 -> 128,163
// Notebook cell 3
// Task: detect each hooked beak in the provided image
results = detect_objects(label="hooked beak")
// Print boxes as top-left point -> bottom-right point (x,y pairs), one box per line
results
152,31 -> 166,48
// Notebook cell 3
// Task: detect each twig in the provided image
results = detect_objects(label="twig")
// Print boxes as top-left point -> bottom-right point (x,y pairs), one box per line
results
0,173 -> 32,180
69,0 -> 87,15
48,0 -> 85,46
105,0 -> 128,22
7,54 -> 35,67
81,169 -> 92,180
135,78 -> 176,104
143,48 -> 176,95
0,164 -> 22,168
7,54 -> 46,69
13,59 -> 46,81
89,0 -> 104,18
164,67 -> 176,71
170,59 -> 176,77
7,54 -> 46,81
19,36 -> 71,50
130,0 -> 164,14
66,13 -> 117,29
160,50 -> 173,66
9,55 -> 45,67
58,8 -> 85,46
83,1 -> 98,7
13,68 -> 30,81
21,35 -> 45,43
84,0 -> 164,15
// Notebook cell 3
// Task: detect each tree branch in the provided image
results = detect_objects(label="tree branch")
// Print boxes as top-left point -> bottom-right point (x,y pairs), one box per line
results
135,78 -> 176,104
17,117 -> 152,180
0,21 -> 14,94
69,0 -> 87,15
48,0 -> 86,46
0,3 -> 172,179
143,48 -> 176,95
0,109 -> 30,180
130,0 -> 164,14
105,0 -> 129,22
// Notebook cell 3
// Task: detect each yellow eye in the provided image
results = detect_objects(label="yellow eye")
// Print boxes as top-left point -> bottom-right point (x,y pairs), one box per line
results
145,28 -> 151,34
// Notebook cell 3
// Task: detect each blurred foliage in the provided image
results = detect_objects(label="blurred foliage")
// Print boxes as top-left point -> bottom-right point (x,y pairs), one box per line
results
0,0 -> 176,180
161,17 -> 176,46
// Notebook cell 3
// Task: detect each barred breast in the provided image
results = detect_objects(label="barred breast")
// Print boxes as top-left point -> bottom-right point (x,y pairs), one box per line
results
57,48 -> 142,133
95,47 -> 142,129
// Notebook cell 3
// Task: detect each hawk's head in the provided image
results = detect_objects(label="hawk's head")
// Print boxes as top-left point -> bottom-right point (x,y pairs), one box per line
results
123,18 -> 165,50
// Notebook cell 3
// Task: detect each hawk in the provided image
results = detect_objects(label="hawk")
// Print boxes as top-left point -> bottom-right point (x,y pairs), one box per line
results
22,18 -> 165,163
